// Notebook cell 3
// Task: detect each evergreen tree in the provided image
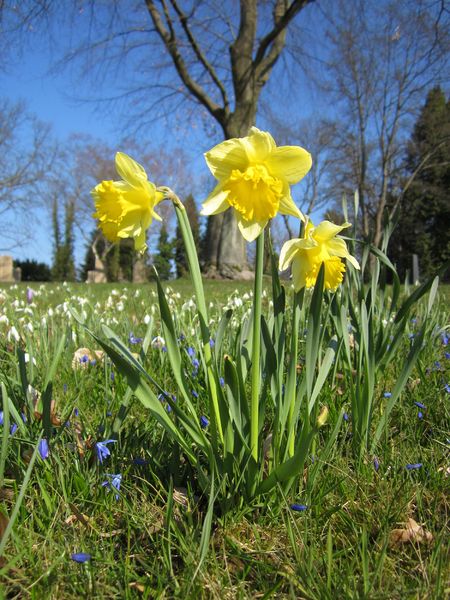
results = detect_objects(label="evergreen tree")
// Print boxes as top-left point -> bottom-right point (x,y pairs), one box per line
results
175,195 -> 199,278
153,225 -> 173,280
51,197 -> 65,280
51,198 -> 77,281
389,87 -> 450,281
14,259 -> 51,281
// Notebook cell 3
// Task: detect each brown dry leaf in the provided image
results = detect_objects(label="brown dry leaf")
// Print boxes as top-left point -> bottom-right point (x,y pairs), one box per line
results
173,487 -> 189,508
408,378 -> 421,391
0,510 -> 9,540
389,518 -> 433,547
129,582 -> 145,593
99,529 -> 124,538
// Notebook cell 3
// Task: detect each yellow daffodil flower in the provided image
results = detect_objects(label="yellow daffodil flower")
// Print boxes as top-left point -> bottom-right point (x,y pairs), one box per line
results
91,152 -> 163,252
279,219 -> 360,291
201,127 -> 312,242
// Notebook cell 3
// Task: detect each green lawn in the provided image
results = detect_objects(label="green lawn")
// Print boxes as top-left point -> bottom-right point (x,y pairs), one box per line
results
0,280 -> 448,599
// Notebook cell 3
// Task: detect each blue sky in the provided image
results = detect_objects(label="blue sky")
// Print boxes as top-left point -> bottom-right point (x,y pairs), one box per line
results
0,4 -> 326,269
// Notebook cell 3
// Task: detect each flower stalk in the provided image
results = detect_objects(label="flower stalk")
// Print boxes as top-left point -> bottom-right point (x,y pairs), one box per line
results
250,230 -> 265,462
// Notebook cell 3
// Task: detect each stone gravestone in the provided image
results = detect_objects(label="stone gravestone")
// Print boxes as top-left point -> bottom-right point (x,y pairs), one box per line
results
133,257 -> 148,283
412,254 -> 420,285
86,256 -> 107,283
13,267 -> 22,282
0,256 -> 14,282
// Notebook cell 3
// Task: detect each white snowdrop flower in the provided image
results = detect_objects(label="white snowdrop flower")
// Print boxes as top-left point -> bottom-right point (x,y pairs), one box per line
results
72,331 -> 77,344
12,300 -> 20,308
143,314 -> 150,325
234,298 -> 243,308
134,290 -> 141,298
24,307 -> 33,315
63,281 -> 68,287
151,305 -> 156,315
9,324 -> 21,343
209,302 -> 214,309
24,353 -> 37,366
262,289 -> 267,298
151,336 -> 166,349
120,295 -> 127,301
95,302 -> 101,310
116,302 -> 124,312
242,293 -> 250,301
190,328 -> 196,337
182,302 -> 190,311
269,300 -> 273,309
26,322 -> 33,333
151,290 -> 157,298
175,293 -> 181,300
0,315 -> 9,325
382,319 -> 388,327
48,308 -> 54,317
81,310 -> 87,321
111,289 -> 119,296
0,292 -> 6,303
41,317 -> 47,327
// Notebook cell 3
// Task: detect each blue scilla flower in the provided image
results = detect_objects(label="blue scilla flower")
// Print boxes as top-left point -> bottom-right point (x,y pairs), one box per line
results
80,354 -> 89,364
39,438 -> 49,460
445,352 -> 450,360
406,463 -> 422,470
10,423 -> 17,435
0,411 -> 3,426
343,412 -> 349,422
110,371 -> 115,382
209,338 -> 215,348
96,439 -> 116,463
90,359 -> 97,366
445,383 -> 450,393
434,361 -> 442,370
71,552 -> 91,563
102,473 -> 122,500
192,358 -> 200,369
290,503 -> 307,512
414,401 -> 426,409
383,392 -> 392,398
418,411 -> 423,419
187,347 -> 196,358
63,383 -> 68,393
441,332 -> 449,346
200,416 -> 209,428
129,332 -> 143,345
192,390 -> 199,399
219,377 -> 225,388
21,412 -> 27,423
373,457 -> 380,472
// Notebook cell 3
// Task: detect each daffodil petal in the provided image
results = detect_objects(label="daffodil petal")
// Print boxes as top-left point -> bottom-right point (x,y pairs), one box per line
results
115,152 -> 148,187
201,186 -> 230,216
313,221 -> 351,243
291,256 -> 307,292
237,218 -> 266,242
327,238 -> 360,269
266,145 -> 312,184
204,138 -> 247,180
279,239 -> 301,271
243,128 -> 276,162
279,185 -> 304,220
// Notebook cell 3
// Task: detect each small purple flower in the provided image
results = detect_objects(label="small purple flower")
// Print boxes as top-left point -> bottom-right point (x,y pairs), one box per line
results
10,423 -> 18,435
71,553 -> 91,563
406,463 -> 422,470
110,372 -> 115,382
414,401 -> 426,409
192,358 -> 200,370
219,377 -> 225,388
445,383 -> 450,393
102,473 -> 122,500
373,457 -> 380,472
445,352 -> 450,360
411,318 -> 417,324
80,354 -> 89,363
408,333 -> 415,340
209,338 -> 215,348
290,503 -> 308,512
26,287 -> 34,304
21,412 -> 27,423
192,390 -> 199,399
418,411 -> 423,419
383,392 -> 392,398
343,412 -> 349,422
90,359 -> 97,366
95,439 -> 116,463
132,457 -> 149,465
74,408 -> 79,417
129,332 -> 143,345
200,416 -> 209,428
39,438 -> 49,459
434,361 -> 442,370
162,346 -> 167,352
0,411 -> 3,426
63,383 -> 68,393
187,347 -> 196,358
441,332 -> 449,346
106,411 -> 112,417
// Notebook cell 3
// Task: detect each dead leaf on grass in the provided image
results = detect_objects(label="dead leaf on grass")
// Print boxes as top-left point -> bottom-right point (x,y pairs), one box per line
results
389,517 -> 433,547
